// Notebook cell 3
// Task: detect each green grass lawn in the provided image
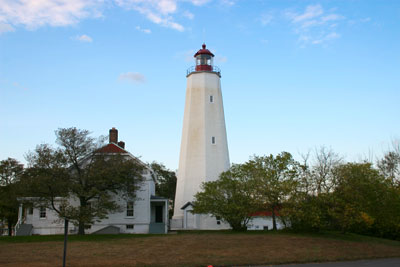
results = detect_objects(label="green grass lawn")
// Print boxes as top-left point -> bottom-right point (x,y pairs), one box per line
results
1,230 -> 399,267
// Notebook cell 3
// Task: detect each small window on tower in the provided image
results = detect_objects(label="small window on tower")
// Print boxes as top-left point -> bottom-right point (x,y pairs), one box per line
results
212,136 -> 215,144
210,95 -> 213,103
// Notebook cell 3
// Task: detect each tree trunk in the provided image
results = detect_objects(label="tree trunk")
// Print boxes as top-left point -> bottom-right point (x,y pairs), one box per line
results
78,197 -> 86,235
271,206 -> 277,231
7,218 -> 13,236
78,221 -> 85,235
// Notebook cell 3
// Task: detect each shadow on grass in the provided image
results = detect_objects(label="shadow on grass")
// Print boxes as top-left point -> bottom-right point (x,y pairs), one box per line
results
2,229 -> 400,247
0,233 -> 166,243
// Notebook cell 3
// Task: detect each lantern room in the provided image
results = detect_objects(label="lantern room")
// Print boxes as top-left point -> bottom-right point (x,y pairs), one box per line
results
194,43 -> 214,71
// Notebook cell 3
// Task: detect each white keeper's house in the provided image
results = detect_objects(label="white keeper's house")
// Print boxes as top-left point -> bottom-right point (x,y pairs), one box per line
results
15,128 -> 169,236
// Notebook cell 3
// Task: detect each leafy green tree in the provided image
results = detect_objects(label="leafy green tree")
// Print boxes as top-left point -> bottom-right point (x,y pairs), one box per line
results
24,127 -> 145,235
249,152 -> 299,230
150,162 -> 177,218
0,158 -> 24,236
193,164 -> 259,231
282,191 -> 332,232
329,163 -> 400,238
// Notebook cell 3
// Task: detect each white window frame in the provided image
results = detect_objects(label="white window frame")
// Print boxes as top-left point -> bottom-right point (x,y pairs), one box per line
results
126,201 -> 134,217
39,206 -> 46,219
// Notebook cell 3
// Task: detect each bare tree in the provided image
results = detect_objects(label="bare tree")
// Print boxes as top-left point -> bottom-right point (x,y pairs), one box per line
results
311,146 -> 343,194
378,138 -> 400,185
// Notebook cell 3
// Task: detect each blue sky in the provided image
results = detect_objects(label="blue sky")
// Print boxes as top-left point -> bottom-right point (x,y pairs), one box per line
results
1,0 -> 399,170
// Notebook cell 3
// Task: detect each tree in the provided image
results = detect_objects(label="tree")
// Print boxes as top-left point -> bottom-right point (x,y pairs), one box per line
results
249,152 -> 299,230
24,127 -> 145,235
329,163 -> 400,238
378,140 -> 400,186
0,158 -> 24,236
193,164 -> 259,231
150,162 -> 177,218
311,146 -> 343,194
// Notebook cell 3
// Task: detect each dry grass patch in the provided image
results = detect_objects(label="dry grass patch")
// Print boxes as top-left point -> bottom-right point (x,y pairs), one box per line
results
1,232 -> 399,267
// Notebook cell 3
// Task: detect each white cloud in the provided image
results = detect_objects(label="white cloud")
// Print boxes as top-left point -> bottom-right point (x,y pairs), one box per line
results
183,10 -> 194,20
190,0 -> 212,6
260,13 -> 273,26
220,0 -> 235,6
75,34 -> 93,42
321,14 -> 344,23
0,0 -> 103,29
215,56 -> 227,63
0,22 -> 14,34
175,49 -> 196,62
311,32 -> 340,45
136,26 -> 151,34
115,0 -> 184,31
360,17 -> 371,23
286,4 -> 344,46
118,72 -> 146,83
0,0 -> 218,33
290,4 -> 323,23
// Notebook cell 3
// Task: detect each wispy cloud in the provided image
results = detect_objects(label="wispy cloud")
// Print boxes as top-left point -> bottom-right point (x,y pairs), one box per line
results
286,4 -> 344,46
290,4 -> 323,23
0,23 -> 14,34
115,0 -> 186,31
311,32 -> 340,45
176,49 -> 196,62
75,34 -> 93,42
191,0 -> 212,6
220,0 -> 235,6
215,56 -> 227,64
136,26 -> 151,34
183,10 -> 194,20
0,0 -> 103,30
349,17 -> 372,25
118,72 -> 146,83
360,17 -> 371,23
0,0 -> 217,33
259,13 -> 273,26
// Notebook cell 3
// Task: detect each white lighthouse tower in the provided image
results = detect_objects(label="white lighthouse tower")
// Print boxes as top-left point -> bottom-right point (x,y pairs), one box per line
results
171,44 -> 230,230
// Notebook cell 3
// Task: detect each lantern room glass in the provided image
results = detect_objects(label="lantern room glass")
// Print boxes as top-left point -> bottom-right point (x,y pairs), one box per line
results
196,54 -> 213,66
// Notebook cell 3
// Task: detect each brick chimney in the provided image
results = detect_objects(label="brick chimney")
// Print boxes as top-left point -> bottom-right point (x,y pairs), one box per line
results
118,141 -> 125,149
109,127 -> 118,144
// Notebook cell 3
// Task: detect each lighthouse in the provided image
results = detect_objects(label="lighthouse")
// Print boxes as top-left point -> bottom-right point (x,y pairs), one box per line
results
171,44 -> 230,230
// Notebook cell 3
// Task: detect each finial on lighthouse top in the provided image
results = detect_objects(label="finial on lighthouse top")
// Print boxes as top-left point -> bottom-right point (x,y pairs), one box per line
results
194,43 -> 214,57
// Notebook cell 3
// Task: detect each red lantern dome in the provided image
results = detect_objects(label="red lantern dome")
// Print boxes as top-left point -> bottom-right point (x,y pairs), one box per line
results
194,43 -> 214,71
186,44 -> 221,77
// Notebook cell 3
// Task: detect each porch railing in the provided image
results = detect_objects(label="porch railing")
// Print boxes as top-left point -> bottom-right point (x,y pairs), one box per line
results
13,216 -> 25,236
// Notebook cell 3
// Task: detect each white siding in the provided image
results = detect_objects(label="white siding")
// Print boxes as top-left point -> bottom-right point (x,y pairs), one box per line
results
25,173 -> 156,234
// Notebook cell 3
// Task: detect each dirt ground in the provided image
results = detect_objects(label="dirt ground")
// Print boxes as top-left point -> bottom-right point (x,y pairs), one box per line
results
1,233 -> 400,267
